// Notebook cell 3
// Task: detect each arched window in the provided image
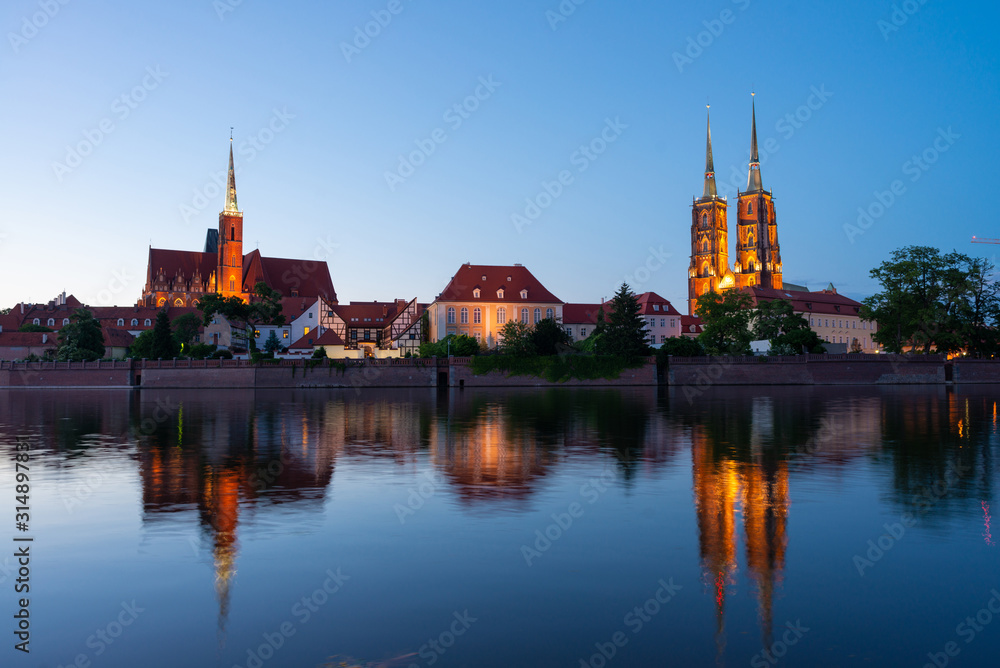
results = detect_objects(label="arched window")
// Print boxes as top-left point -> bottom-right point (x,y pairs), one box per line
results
546,308 -> 554,320
747,202 -> 753,214
520,308 -> 528,323
229,276 -> 235,291
47,318 -> 54,326
748,234 -> 755,247
231,255 -> 237,268
230,226 -> 235,241
117,318 -> 124,326
174,298 -> 184,307
473,308 -> 482,324
157,298 -> 166,307
32,318 -> 39,325
701,212 -> 708,227
131,319 -> 138,326
497,288 -> 504,299
447,307 -> 456,324
702,240 -> 708,253
144,319 -> 151,326
533,308 -> 541,324
62,318 -> 69,326
460,307 -> 468,324
497,307 -> 507,324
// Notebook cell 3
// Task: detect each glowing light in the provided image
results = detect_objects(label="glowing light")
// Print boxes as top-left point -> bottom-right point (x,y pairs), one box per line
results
984,502 -> 994,547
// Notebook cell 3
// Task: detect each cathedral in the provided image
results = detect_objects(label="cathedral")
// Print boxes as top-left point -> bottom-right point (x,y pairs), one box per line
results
688,98 -> 782,315
140,139 -> 337,308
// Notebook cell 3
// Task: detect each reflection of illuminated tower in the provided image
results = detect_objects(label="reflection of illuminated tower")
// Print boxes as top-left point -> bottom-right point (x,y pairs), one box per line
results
740,460 -> 788,645
691,427 -> 789,656
203,470 -> 240,635
691,430 -> 739,657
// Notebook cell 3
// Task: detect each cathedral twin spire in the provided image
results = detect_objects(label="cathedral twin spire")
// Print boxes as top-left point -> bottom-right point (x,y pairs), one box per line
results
702,96 -> 765,197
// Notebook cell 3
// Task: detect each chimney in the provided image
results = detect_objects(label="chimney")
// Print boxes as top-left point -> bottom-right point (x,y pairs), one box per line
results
382,305 -> 388,317
20,303 -> 24,314
42,334 -> 47,344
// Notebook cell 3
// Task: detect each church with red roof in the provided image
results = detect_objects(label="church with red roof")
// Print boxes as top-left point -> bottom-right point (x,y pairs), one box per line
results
140,140 -> 336,309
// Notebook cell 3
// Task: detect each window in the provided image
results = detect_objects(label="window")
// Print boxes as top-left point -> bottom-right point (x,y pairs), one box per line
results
460,308 -> 468,324
566,327 -> 573,337
520,289 -> 528,299
702,213 -> 708,227
229,277 -> 235,291
580,327 -> 587,338
308,312 -> 313,319
62,318 -> 69,326
144,319 -> 151,326
283,331 -> 289,339
520,308 -> 528,323
661,335 -> 667,344
497,288 -> 504,299
157,298 -> 166,307
117,318 -> 124,326
447,307 -> 456,324
254,330 -> 261,338
304,327 -> 310,336
546,308 -> 554,320
131,319 -> 138,326
810,318 -> 814,326
825,319 -> 829,328
660,319 -> 665,327
533,308 -> 541,324
853,321 -> 856,329
473,308 -> 482,324
174,299 -> 184,307
47,318 -> 55,326
702,240 -> 708,253
747,202 -> 753,214
473,288 -> 481,299
670,319 -> 675,328
653,304 -> 659,311
473,332 -> 481,342
497,308 -> 507,324
231,255 -> 237,268
230,226 -> 235,241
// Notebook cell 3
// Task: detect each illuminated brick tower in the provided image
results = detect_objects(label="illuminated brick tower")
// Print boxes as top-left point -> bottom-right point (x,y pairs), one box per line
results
688,106 -> 735,315
217,137 -> 247,301
734,96 -> 782,290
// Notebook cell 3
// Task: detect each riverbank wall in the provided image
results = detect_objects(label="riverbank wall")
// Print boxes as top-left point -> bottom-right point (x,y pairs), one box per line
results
4,355 -> 1000,389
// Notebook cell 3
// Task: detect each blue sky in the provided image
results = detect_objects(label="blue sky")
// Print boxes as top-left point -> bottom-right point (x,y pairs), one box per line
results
1,0 -> 997,312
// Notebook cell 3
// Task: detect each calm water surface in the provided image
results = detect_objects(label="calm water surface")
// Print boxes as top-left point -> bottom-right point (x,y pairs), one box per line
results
1,386 -> 998,668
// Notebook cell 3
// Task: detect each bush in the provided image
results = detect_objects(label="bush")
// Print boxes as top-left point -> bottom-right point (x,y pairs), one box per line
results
312,346 -> 327,359
209,350 -> 233,360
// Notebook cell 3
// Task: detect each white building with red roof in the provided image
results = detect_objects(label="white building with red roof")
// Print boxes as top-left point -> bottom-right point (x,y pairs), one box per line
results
428,264 -> 562,348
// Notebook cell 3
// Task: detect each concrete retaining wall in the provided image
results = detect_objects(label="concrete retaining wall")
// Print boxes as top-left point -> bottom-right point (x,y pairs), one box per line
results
667,354 -> 947,386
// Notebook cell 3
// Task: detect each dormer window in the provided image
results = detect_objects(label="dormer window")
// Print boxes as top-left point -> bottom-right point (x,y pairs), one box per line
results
47,318 -> 55,326
497,288 -> 505,299
805,303 -> 813,310
144,319 -> 151,326
131,319 -> 138,326
481,275 -> 487,281
520,289 -> 528,299
117,318 -> 124,326
653,304 -> 659,311
473,288 -> 481,299
507,276 -> 512,282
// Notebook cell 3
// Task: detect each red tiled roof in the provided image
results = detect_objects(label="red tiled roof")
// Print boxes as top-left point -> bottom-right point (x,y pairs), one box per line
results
436,264 -> 561,303
0,332 -> 58,347
148,248 -> 217,285
333,301 -> 400,325
680,315 -> 704,334
244,250 -> 338,302
313,329 -> 346,347
636,291 -> 682,316
101,328 -> 135,348
0,314 -> 20,332
90,306 -> 201,330
280,297 -> 316,323
562,303 -> 606,325
742,286 -> 863,316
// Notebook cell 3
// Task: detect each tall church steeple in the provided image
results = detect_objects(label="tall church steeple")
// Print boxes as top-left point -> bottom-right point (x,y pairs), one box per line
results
704,106 -> 718,199
688,105 -> 733,315
746,95 -> 763,193
218,134 -> 247,301
225,133 -> 239,213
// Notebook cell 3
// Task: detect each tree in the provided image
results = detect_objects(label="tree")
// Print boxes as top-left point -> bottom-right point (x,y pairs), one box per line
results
753,299 -> 824,354
19,323 -> 52,333
696,290 -> 754,355
172,313 -> 202,351
263,330 -> 283,354
128,330 -> 155,359
658,336 -> 705,357
498,320 -> 535,357
597,283 -> 650,360
861,246 -> 995,354
57,309 -> 104,361
530,318 -> 570,356
419,334 -> 480,358
151,311 -> 180,359
198,281 -> 286,352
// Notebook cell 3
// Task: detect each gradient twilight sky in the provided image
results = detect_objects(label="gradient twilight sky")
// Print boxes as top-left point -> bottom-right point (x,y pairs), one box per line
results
1,0 -> 997,312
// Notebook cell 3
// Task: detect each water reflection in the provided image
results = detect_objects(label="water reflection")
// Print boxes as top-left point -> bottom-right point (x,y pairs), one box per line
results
0,385 -> 996,666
